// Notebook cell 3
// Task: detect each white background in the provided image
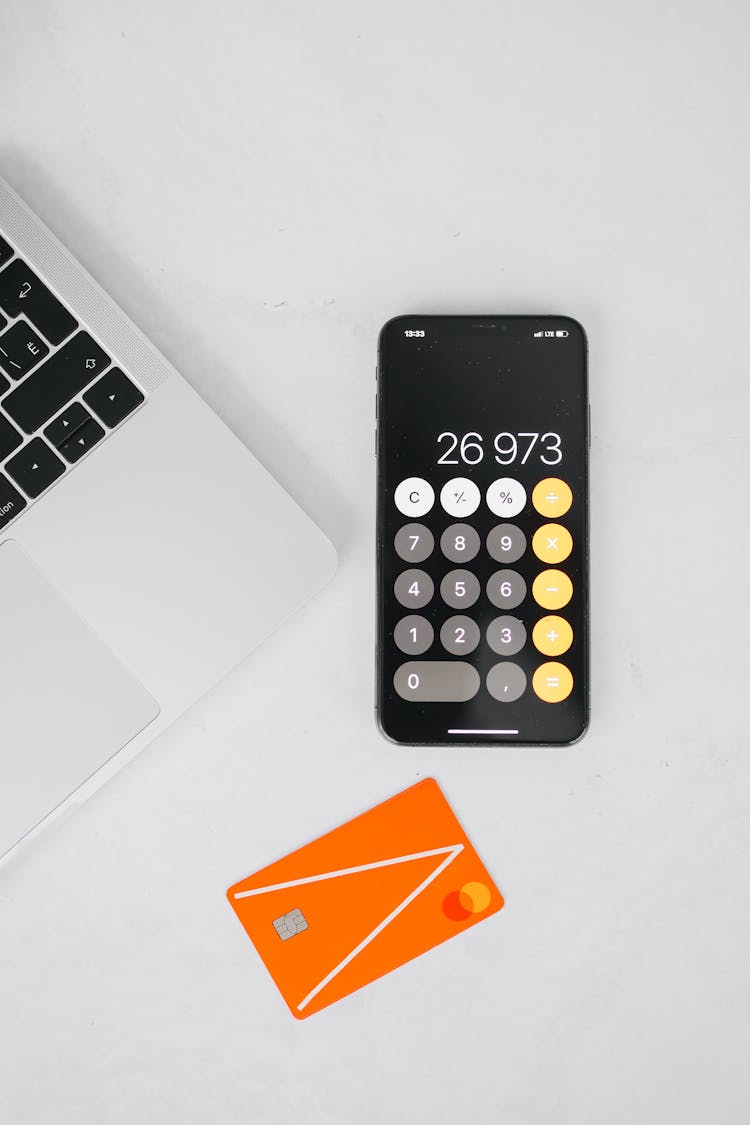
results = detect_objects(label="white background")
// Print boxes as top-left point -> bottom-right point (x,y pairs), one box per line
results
2,2 -> 749,1122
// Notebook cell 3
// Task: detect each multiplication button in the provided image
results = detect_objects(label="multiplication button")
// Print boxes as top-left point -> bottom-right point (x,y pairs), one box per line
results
532,523 -> 572,564
532,477 -> 572,518
394,569 -> 434,609
394,523 -> 434,563
486,523 -> 526,564
394,477 -> 434,517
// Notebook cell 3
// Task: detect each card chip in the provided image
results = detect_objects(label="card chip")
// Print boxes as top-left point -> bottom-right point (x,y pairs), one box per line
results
273,908 -> 309,941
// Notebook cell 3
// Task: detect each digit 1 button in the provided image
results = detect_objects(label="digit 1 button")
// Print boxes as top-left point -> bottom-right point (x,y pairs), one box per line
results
394,523 -> 434,563
394,568 -> 434,609
532,569 -> 573,610
394,661 -> 480,702
440,523 -> 480,563
394,614 -> 434,655
532,477 -> 572,518
486,477 -> 526,517
532,523 -> 572,564
394,477 -> 435,517
440,477 -> 481,517
532,615 -> 573,656
532,661 -> 574,703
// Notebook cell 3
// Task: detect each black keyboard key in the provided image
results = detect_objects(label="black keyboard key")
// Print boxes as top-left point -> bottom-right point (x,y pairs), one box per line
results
0,371 -> 8,395
4,332 -> 110,434
0,412 -> 23,460
84,367 -> 144,427
5,437 -> 65,498
59,418 -> 104,464
0,473 -> 27,529
44,401 -> 93,447
0,321 -> 49,379
0,235 -> 12,268
0,260 -> 77,345
0,311 -> 7,331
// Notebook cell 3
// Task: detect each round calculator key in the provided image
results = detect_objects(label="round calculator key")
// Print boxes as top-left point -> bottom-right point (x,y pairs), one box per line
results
486,477 -> 526,517
394,614 -> 434,655
440,569 -> 480,609
440,615 -> 481,655
394,523 -> 435,563
440,523 -> 480,563
394,568 -> 434,609
532,569 -> 573,610
532,477 -> 573,519
532,661 -> 574,703
486,523 -> 526,564
394,477 -> 435,518
486,569 -> 527,610
532,522 -> 573,564
532,615 -> 573,657
440,477 -> 481,517
394,661 -> 480,702
486,662 -> 527,703
486,615 -> 527,656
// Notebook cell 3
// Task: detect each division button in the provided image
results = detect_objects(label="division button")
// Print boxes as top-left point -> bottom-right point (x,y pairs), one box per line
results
532,615 -> 573,656
532,522 -> 573,564
532,661 -> 574,703
394,523 -> 434,563
486,477 -> 526,517
440,523 -> 480,563
486,569 -> 527,610
440,477 -> 481,517
394,477 -> 435,517
486,523 -> 526,564
532,477 -> 573,518
394,568 -> 434,609
486,615 -> 527,656
394,661 -> 480,702
532,569 -> 573,610
440,615 -> 481,655
394,614 -> 434,655
486,662 -> 527,702
440,568 -> 480,609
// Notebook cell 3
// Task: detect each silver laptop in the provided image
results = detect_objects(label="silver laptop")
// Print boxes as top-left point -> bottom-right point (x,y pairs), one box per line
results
0,176 -> 336,861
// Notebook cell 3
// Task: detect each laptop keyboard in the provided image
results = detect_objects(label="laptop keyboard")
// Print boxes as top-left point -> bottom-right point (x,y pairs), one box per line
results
0,232 -> 145,531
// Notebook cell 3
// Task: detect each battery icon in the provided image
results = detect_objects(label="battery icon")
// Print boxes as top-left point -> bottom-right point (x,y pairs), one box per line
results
555,330 -> 569,338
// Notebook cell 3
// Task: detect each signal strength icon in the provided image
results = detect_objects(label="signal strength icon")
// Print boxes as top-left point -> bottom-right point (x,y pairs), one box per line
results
533,330 -> 544,337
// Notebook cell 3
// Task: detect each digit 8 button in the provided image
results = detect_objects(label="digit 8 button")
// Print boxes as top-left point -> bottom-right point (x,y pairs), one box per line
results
532,478 -> 572,519
532,523 -> 572,564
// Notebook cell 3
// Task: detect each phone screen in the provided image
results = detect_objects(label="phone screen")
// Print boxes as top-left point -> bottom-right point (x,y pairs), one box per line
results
376,315 -> 589,745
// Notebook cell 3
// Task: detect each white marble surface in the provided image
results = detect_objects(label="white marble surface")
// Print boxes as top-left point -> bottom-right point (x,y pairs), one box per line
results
2,2 -> 749,1122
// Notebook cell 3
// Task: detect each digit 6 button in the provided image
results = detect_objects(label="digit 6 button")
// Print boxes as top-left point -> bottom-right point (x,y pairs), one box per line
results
532,523 -> 572,564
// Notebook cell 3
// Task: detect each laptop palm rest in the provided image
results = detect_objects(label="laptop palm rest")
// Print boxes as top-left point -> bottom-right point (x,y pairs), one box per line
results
0,541 -> 160,858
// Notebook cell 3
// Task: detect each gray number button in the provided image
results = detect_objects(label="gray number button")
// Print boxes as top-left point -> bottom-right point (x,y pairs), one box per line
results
487,615 -> 527,656
394,523 -> 435,563
440,615 -> 481,655
487,568 -> 527,610
394,661 -> 480,702
394,614 -> 434,655
486,662 -> 527,702
486,523 -> 526,564
394,568 -> 434,609
440,568 -> 480,609
440,523 -> 480,563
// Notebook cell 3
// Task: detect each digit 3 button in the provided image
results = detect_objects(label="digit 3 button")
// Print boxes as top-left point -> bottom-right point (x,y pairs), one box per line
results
532,661 -> 574,703
532,522 -> 572,564
532,569 -> 573,610
532,477 -> 572,518
532,615 -> 573,656
440,477 -> 480,517
394,477 -> 435,518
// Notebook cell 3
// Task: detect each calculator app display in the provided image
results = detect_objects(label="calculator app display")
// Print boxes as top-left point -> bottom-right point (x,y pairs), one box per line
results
376,316 -> 589,746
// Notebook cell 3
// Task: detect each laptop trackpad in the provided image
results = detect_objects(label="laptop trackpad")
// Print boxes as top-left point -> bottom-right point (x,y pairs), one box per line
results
0,541 -> 160,858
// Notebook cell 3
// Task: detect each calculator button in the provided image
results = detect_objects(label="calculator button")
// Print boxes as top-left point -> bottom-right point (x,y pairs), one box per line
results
440,569 -> 480,609
532,615 -> 573,657
486,569 -> 527,610
394,614 -> 434,655
440,615 -> 481,655
394,661 -> 480,702
486,523 -> 526,564
440,477 -> 481,517
486,615 -> 527,656
394,477 -> 435,517
486,662 -> 527,703
532,569 -> 573,610
394,523 -> 434,563
532,477 -> 572,518
532,523 -> 573,564
532,661 -> 574,703
486,477 -> 526,517
441,523 -> 480,563
394,568 -> 434,609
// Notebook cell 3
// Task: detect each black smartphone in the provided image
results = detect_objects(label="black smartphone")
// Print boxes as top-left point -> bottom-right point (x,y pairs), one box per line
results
376,315 -> 589,746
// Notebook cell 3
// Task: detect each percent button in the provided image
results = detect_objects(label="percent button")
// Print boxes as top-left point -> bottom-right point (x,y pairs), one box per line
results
486,477 -> 526,517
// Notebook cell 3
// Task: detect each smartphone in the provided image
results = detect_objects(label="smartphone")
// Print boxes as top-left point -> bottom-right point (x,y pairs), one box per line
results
376,315 -> 589,746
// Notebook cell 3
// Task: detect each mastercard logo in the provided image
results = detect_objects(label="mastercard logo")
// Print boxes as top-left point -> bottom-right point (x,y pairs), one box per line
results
442,881 -> 492,922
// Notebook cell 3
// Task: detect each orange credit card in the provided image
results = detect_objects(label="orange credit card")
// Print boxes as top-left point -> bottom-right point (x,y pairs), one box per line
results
226,778 -> 504,1018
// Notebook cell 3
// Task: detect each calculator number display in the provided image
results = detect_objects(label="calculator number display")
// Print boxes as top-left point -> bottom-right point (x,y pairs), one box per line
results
436,431 -> 563,466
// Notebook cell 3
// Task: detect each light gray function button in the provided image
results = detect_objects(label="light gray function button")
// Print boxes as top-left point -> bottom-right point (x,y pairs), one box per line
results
394,523 -> 434,563
440,568 -> 480,609
440,615 -> 481,655
486,615 -> 527,656
440,523 -> 480,563
394,614 -> 434,655
394,568 -> 434,609
486,523 -> 526,564
487,568 -> 527,610
394,661 -> 480,702
486,662 -> 527,702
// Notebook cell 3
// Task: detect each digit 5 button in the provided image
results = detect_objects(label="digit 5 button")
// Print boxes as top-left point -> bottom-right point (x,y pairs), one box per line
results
532,477 -> 572,518
532,523 -> 572,564
394,477 -> 434,517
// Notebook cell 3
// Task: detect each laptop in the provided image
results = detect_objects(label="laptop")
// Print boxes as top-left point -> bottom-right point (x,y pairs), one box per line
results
0,176 -> 336,862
